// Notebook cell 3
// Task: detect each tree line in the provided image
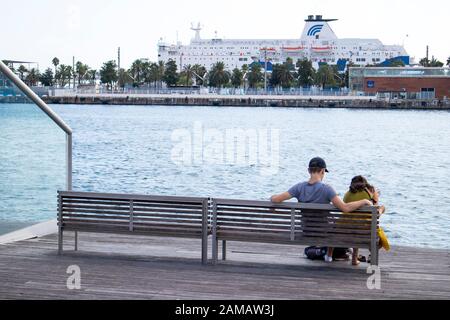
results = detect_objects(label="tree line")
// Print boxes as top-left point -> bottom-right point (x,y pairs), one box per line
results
3,55 -> 449,89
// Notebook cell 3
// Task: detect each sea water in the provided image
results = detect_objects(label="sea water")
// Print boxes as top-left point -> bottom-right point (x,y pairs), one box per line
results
1,103 -> 449,249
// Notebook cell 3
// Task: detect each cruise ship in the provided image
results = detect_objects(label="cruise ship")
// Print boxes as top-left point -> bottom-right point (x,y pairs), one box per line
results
158,15 -> 410,72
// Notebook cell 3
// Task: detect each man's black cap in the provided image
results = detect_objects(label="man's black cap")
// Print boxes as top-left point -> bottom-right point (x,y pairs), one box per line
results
309,157 -> 329,172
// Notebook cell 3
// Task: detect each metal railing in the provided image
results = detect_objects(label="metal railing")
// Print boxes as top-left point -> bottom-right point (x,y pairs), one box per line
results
0,60 -> 73,190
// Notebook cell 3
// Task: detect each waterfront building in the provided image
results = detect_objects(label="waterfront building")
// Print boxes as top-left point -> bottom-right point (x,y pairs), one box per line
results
158,15 -> 410,72
349,67 -> 450,99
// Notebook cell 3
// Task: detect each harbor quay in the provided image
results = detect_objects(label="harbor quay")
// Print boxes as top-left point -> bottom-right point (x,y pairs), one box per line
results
41,93 -> 450,109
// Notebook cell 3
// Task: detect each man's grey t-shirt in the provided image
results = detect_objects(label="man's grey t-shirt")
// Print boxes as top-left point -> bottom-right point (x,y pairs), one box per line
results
288,181 -> 337,204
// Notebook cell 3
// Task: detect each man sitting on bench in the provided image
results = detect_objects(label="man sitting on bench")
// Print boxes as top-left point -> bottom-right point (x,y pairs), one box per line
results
270,157 -> 372,262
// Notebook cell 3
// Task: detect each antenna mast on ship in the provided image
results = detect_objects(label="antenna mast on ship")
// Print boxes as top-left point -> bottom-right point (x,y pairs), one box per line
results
191,22 -> 202,41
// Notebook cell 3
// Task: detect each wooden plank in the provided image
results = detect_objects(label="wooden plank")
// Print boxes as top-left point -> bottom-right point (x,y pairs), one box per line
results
62,207 -> 203,216
214,198 -> 374,213
63,207 -> 202,219
63,199 -> 203,210
63,227 -> 203,239
59,191 -> 207,203
64,219 -> 203,229
216,210 -> 372,220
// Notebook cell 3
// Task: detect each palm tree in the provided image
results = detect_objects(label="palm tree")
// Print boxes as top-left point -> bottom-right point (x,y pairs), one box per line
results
162,60 -> 179,87
141,61 -> 152,87
17,65 -> 28,81
56,64 -> 72,88
247,63 -> 263,89
25,68 -> 40,86
279,62 -> 294,88
52,57 -> 60,86
100,61 -> 118,90
129,59 -> 145,86
182,65 -> 194,86
315,64 -> 336,89
86,69 -> 97,84
75,61 -> 90,85
430,57 -> 444,67
420,57 -> 443,67
296,58 -> 315,87
419,57 -> 429,67
39,68 -> 54,87
231,68 -> 243,88
156,61 -> 165,88
208,62 -> 230,88
192,64 -> 207,86
118,68 -> 133,89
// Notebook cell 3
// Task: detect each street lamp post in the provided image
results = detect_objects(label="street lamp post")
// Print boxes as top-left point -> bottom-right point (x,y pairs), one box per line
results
264,49 -> 268,94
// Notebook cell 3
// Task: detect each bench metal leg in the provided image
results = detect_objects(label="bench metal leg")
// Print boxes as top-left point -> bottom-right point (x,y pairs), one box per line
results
212,235 -> 218,265
58,229 -> 63,255
201,233 -> 208,265
74,231 -> 78,252
371,248 -> 379,266
222,240 -> 227,261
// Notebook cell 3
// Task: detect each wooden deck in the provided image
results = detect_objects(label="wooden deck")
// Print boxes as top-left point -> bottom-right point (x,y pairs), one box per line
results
0,232 -> 449,300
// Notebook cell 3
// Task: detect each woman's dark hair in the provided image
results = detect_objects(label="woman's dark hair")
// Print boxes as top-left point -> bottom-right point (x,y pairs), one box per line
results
349,176 -> 374,194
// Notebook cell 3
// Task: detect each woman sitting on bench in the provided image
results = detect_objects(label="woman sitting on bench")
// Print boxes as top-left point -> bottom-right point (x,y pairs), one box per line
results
343,176 -> 390,265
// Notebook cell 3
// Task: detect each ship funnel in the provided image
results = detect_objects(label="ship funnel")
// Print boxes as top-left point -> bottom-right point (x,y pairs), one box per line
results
301,16 -> 338,40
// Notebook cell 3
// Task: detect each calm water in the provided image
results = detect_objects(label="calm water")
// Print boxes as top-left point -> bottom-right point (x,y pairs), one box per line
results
1,103 -> 450,249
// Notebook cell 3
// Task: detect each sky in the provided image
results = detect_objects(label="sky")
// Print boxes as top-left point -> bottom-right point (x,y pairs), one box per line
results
1,0 -> 449,71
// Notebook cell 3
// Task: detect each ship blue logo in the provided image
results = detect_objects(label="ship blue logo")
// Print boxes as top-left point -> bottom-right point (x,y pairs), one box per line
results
307,24 -> 324,36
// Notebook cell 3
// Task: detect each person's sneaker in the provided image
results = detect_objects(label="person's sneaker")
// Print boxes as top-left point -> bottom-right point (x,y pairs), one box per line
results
324,254 -> 333,263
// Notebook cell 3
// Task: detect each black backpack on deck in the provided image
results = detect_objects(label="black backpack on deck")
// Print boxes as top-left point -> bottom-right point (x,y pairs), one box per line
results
304,247 -> 351,261
304,246 -> 327,260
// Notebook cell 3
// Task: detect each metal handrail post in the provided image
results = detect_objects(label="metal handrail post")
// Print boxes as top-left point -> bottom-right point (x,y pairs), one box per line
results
0,60 -> 73,190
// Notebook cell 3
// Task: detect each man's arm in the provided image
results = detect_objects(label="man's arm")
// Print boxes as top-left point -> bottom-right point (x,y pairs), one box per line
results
331,195 -> 372,212
271,192 -> 293,203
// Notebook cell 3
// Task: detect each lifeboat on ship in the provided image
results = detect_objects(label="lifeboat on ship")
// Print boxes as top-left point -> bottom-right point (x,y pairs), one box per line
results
311,45 -> 332,53
281,46 -> 306,57
259,47 -> 278,58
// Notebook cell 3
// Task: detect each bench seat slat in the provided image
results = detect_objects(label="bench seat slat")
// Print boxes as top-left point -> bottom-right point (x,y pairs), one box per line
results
216,221 -> 372,233
62,208 -> 203,217
217,225 -> 371,237
63,218 -> 203,228
216,231 -> 371,247
63,214 -> 202,225
63,227 -> 204,238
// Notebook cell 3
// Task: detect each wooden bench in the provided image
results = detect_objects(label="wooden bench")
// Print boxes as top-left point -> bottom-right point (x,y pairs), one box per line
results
57,191 -> 210,265
211,199 -> 380,266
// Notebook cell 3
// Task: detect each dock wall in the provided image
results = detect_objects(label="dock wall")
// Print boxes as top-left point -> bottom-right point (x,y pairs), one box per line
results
22,94 -> 450,110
